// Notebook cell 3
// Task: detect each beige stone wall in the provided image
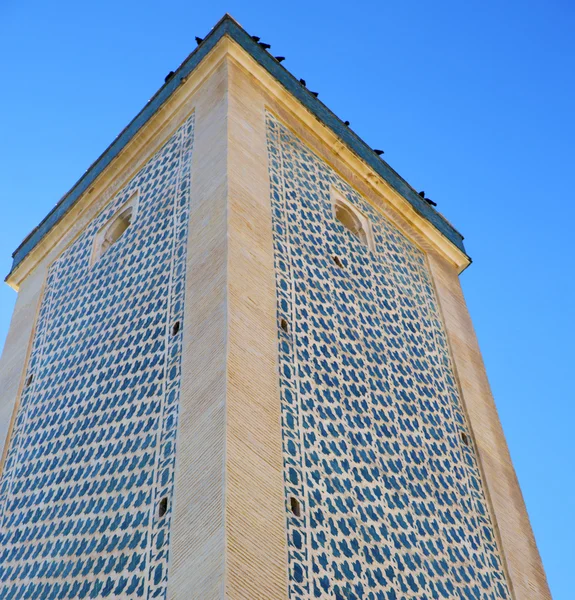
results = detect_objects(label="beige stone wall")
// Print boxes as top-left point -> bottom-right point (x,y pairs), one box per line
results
225,60 -> 289,600
167,60 -> 228,600
222,41 -> 549,598
0,49 -> 233,600
0,263 -> 47,474
428,254 -> 552,600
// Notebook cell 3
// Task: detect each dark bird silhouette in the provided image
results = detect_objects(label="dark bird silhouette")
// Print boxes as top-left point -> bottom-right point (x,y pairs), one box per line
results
259,42 -> 271,50
164,71 -> 175,83
275,56 -> 286,63
252,36 -> 261,42
311,91 -> 319,97
374,149 -> 384,155
195,36 -> 203,45
299,79 -> 306,86
418,191 -> 437,206
344,121 -> 350,126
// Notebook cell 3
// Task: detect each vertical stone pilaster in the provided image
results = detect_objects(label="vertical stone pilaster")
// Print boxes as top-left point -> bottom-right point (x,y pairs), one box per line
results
0,32 -> 550,600
224,59 -> 289,600
428,254 -> 552,600
167,61 -> 229,600
0,264 -> 48,476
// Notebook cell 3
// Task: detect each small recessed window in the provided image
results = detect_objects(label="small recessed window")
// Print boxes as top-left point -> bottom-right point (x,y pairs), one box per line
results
289,496 -> 301,517
280,318 -> 289,333
100,208 -> 132,255
91,195 -> 138,266
461,432 -> 470,446
158,497 -> 168,518
172,321 -> 181,336
332,255 -> 344,269
25,375 -> 33,389
332,191 -> 374,251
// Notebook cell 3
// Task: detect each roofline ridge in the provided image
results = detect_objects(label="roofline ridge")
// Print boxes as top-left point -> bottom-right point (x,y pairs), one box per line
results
9,14 -> 467,277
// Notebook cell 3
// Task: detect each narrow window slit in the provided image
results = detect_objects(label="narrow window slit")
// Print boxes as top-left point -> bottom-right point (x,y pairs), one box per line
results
158,497 -> 168,518
461,432 -> 469,446
332,255 -> 344,269
172,321 -> 181,336
280,318 -> 289,333
25,375 -> 33,388
289,496 -> 301,517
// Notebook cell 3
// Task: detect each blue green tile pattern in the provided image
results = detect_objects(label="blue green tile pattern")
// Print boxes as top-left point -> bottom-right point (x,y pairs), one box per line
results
266,113 -> 510,600
0,114 -> 195,599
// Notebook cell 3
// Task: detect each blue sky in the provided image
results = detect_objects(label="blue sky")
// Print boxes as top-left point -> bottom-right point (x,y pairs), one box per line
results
0,0 -> 572,596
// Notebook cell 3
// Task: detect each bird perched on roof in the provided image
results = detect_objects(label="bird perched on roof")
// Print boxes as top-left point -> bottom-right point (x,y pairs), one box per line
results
251,36 -> 260,42
164,71 -> 175,83
344,121 -> 350,126
374,149 -> 384,156
259,42 -> 271,49
299,79 -> 306,86
195,36 -> 203,45
310,91 -> 319,97
275,56 -> 285,63
418,191 -> 437,206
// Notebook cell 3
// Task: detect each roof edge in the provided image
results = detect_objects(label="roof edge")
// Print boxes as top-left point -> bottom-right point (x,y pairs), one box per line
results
9,14 -> 467,277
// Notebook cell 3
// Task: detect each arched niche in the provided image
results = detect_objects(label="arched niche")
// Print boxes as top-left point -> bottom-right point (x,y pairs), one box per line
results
332,192 -> 374,250
91,196 -> 137,266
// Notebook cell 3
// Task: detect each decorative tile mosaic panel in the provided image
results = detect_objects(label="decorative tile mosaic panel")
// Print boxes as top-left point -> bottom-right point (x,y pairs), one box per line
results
266,114 -> 511,600
0,114 -> 195,600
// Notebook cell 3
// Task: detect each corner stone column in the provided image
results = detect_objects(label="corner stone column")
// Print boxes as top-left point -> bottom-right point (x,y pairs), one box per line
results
428,253 -> 551,600
167,59 -> 229,600
224,57 -> 289,600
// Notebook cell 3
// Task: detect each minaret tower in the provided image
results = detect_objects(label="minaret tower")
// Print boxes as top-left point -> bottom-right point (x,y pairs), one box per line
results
0,15 -> 549,600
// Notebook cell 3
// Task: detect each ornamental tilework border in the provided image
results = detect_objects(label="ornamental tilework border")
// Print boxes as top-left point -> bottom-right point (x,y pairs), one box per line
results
266,113 -> 511,600
0,113 -> 195,600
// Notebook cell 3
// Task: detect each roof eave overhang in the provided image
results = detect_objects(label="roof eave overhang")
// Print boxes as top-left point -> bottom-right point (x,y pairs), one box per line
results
6,13 -> 470,288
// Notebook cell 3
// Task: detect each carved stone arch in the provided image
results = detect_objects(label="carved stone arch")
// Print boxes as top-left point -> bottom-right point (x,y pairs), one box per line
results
91,193 -> 138,265
332,190 -> 374,250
